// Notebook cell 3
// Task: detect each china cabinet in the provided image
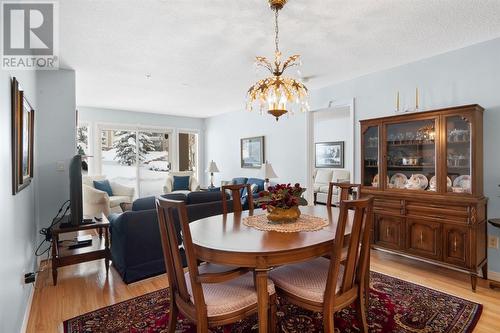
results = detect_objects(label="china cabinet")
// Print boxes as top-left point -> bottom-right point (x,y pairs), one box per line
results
360,104 -> 487,291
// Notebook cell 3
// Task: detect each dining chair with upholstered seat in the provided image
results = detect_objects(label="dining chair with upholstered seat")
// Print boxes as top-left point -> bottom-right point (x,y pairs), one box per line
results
221,184 -> 254,214
326,182 -> 361,207
156,197 -> 276,333
269,196 -> 374,332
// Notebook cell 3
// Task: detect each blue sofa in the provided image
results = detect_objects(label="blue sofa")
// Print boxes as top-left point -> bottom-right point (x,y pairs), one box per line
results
230,177 -> 265,208
109,191 -> 233,283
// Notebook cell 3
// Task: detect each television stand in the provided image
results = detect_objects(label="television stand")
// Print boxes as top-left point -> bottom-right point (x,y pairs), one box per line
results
50,213 -> 110,286
58,215 -> 96,229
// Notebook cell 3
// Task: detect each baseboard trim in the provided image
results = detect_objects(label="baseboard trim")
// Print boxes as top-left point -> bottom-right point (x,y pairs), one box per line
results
20,283 -> 35,333
488,271 -> 500,283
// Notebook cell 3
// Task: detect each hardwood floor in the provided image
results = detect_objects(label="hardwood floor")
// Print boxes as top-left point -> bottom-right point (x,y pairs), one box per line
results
26,259 -> 168,333
27,250 -> 500,333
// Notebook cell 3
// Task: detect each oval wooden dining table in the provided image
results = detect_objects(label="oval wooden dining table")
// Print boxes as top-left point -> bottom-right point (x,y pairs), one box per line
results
189,205 -> 354,333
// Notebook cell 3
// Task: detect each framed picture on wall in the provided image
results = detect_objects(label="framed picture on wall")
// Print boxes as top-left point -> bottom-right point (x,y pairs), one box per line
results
315,141 -> 344,168
241,136 -> 265,168
12,77 -> 35,195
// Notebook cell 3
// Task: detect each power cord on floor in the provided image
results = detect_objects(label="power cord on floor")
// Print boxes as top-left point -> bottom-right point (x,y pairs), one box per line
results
35,199 -> 70,257
28,200 -> 72,287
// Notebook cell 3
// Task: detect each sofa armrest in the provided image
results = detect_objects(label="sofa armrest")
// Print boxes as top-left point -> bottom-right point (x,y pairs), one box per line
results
131,196 -> 156,211
190,177 -> 200,192
110,210 -> 164,268
110,182 -> 135,198
108,213 -> 128,270
83,184 -> 109,204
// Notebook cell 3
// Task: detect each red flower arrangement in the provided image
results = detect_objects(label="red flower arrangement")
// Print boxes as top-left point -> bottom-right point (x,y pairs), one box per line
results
256,183 -> 307,210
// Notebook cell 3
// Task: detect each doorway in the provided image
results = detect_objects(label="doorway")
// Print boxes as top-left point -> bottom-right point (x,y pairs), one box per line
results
305,99 -> 355,204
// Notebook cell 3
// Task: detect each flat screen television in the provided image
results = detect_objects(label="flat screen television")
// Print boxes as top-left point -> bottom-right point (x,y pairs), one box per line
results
69,154 -> 83,226
60,154 -> 93,227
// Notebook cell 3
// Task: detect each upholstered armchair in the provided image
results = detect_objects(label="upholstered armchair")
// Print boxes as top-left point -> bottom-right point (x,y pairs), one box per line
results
82,175 -> 135,217
313,169 -> 350,205
162,171 -> 200,194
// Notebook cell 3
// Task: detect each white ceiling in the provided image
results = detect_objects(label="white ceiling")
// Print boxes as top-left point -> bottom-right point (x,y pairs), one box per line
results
60,0 -> 500,118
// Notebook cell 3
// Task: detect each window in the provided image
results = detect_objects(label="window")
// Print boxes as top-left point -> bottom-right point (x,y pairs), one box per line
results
76,122 -> 91,174
178,132 -> 198,174
98,126 -> 172,198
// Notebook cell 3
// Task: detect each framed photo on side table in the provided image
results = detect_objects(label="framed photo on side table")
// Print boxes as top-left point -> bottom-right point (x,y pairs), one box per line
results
12,77 -> 35,194
241,136 -> 265,169
315,141 -> 344,168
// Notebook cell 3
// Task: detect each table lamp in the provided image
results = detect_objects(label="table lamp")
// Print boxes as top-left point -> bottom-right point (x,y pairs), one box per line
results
262,161 -> 278,191
206,160 -> 220,188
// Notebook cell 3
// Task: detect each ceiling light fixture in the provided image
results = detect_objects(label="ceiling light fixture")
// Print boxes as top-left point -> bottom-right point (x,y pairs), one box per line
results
246,0 -> 309,121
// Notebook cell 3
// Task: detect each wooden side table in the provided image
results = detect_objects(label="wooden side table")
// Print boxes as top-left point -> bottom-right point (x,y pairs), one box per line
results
50,214 -> 110,286
488,219 -> 500,289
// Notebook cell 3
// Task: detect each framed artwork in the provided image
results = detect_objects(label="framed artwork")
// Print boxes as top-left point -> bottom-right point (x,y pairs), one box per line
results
315,141 -> 344,168
241,136 -> 265,169
12,77 -> 35,194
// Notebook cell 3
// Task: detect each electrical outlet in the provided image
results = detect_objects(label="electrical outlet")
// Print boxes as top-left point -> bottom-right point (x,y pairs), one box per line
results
56,161 -> 65,171
24,272 -> 35,284
488,235 -> 499,249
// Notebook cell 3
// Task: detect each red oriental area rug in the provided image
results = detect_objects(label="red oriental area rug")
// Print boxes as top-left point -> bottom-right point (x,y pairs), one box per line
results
63,271 -> 482,333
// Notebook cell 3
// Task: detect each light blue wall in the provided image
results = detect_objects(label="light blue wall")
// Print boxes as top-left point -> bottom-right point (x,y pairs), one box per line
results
312,37 -> 500,273
0,71 -> 38,333
35,70 -> 77,230
78,106 -> 205,130
206,37 -> 500,274
205,111 -> 308,187
0,69 -> 76,332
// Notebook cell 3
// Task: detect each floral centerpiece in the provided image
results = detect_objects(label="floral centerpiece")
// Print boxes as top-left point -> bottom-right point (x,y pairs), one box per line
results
256,183 -> 307,223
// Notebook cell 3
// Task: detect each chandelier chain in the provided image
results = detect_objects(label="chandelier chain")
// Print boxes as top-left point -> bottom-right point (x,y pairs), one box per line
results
274,8 -> 280,54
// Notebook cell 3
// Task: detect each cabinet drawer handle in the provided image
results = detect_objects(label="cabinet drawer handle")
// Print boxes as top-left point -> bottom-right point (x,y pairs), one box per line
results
454,236 -> 457,252
420,231 -> 424,244
386,227 -> 390,238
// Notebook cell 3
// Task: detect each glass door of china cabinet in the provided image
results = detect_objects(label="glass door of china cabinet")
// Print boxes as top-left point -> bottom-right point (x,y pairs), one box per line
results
445,114 -> 472,194
362,125 -> 380,188
385,118 -> 437,192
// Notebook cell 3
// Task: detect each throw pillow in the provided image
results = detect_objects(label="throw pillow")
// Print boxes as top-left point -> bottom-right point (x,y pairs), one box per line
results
173,176 -> 190,191
247,178 -> 265,192
232,177 -> 248,185
93,179 -> 113,196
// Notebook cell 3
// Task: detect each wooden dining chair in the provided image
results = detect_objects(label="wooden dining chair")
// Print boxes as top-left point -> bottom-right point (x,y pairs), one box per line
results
221,184 -> 254,214
326,182 -> 362,207
270,196 -> 374,332
156,197 -> 276,333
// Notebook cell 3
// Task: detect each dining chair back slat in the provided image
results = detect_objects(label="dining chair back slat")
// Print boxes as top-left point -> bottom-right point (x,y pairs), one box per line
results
156,198 -> 203,305
327,182 -> 361,207
327,196 -> 373,300
221,184 -> 254,213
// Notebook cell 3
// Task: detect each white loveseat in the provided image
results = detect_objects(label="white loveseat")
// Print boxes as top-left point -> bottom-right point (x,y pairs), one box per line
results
313,169 -> 351,205
163,171 -> 200,194
82,175 -> 135,217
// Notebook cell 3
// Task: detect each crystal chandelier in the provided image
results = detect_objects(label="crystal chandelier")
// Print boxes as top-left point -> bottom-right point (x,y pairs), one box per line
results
246,0 -> 309,121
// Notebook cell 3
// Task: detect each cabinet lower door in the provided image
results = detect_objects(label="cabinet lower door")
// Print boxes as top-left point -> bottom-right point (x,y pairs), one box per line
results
374,215 -> 404,250
406,219 -> 441,260
443,225 -> 468,267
